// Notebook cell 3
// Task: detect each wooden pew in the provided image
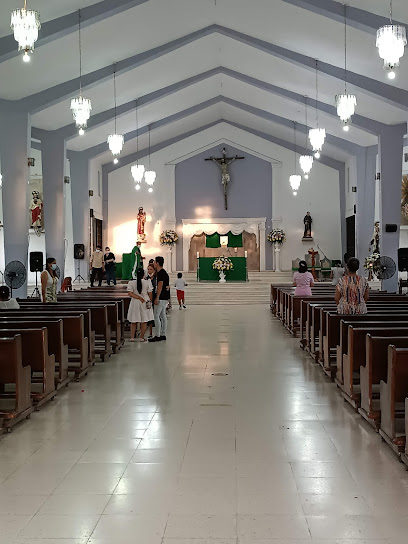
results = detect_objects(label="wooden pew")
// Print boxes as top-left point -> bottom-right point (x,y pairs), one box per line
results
0,335 -> 33,431
379,346 -> 408,454
0,319 -> 69,389
359,332 -> 408,428
0,328 -> 57,408
0,311 -> 90,380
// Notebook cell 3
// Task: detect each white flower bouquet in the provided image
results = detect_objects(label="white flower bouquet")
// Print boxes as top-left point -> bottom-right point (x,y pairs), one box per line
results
212,256 -> 234,271
267,229 -> 286,245
159,230 -> 179,247
364,252 -> 380,271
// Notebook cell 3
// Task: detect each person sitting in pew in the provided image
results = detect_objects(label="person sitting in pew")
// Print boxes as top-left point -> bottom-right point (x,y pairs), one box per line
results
335,257 -> 369,315
0,286 -> 19,309
293,260 -> 315,296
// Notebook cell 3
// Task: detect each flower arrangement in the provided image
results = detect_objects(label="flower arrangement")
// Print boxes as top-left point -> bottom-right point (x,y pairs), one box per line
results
267,229 -> 286,245
212,256 -> 234,271
159,230 -> 179,247
364,252 -> 380,272
402,203 -> 408,220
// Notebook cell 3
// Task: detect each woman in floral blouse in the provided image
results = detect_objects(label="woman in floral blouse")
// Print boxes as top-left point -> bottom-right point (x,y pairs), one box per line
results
335,257 -> 369,314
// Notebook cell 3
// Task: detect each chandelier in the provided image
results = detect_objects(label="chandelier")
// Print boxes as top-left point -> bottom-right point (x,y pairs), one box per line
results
299,97 -> 313,179
11,0 -> 41,62
144,123 -> 156,190
70,10 -> 92,135
335,4 -> 356,130
376,1 -> 406,79
107,66 -> 124,164
309,60 -> 326,158
289,122 -> 301,196
131,98 -> 145,190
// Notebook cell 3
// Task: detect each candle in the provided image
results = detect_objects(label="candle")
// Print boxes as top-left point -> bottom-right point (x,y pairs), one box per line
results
244,250 -> 248,258
234,247 -> 238,253
197,252 -> 200,258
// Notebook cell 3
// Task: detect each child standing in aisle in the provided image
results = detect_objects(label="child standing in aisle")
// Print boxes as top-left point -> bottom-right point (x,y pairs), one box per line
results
175,272 -> 188,309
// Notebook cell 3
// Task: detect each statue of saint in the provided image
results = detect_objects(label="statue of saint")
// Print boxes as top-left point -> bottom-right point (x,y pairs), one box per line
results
303,211 -> 313,239
29,191 -> 43,235
205,147 -> 244,210
370,221 -> 380,254
137,206 -> 147,243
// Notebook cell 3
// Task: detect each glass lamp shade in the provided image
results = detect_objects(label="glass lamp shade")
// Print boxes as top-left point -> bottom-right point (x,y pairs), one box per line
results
299,155 -> 314,176
144,170 -> 156,186
131,164 -> 145,183
376,25 -> 407,70
135,183 -> 141,191
335,94 -> 357,123
108,134 -> 124,157
70,96 -> 92,130
11,7 -> 41,53
308,128 -> 326,153
289,174 -> 301,192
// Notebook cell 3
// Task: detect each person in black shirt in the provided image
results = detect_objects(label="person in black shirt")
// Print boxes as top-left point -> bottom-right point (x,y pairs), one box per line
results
149,256 -> 169,342
104,247 -> 116,285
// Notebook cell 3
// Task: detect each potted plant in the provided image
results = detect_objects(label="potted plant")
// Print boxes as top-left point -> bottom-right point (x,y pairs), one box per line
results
212,256 -> 234,283
159,230 -> 179,247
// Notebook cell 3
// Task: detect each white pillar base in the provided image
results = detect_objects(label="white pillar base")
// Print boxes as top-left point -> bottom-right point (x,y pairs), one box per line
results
274,246 -> 281,272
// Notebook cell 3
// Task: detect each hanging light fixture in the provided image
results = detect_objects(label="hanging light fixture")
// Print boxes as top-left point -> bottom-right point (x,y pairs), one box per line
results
131,98 -> 145,190
290,121 -> 301,196
107,65 -> 124,164
335,4 -> 357,131
11,0 -> 41,62
144,124 -> 156,187
376,0 -> 406,79
70,10 -> 92,136
300,97 -> 314,179
309,59 -> 326,158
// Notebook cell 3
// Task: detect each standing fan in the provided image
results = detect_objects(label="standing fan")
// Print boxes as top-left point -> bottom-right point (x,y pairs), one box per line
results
4,260 -> 27,296
373,256 -> 397,280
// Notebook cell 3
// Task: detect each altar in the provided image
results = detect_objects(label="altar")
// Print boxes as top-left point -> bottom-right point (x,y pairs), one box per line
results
198,257 -> 247,282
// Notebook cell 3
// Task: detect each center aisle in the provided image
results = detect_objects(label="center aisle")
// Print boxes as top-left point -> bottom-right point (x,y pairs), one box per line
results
0,305 -> 408,542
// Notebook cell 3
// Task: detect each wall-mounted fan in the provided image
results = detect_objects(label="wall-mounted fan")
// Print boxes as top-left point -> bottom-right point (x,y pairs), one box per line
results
4,260 -> 27,296
373,256 -> 397,280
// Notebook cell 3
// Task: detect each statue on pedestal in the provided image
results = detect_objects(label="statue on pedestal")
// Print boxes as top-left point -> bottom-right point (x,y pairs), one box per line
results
137,206 -> 147,243
29,191 -> 43,236
303,211 -> 313,239
370,221 -> 380,254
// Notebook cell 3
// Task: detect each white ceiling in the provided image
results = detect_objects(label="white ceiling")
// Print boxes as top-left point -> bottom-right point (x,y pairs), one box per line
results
2,0 -> 408,165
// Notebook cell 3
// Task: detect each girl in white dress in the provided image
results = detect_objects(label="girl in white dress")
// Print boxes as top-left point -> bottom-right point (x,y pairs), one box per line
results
127,268 -> 154,342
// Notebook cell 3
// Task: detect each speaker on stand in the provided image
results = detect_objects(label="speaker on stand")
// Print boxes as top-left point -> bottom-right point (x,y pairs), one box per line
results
73,244 -> 86,283
29,251 -> 43,298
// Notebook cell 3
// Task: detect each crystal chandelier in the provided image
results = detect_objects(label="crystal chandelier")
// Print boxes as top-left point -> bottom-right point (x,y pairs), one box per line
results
299,97 -> 313,179
376,1 -> 406,79
144,123 -> 156,189
70,10 -> 92,135
335,4 -> 356,131
11,0 -> 41,62
309,60 -> 326,158
131,98 -> 145,189
289,122 -> 301,196
107,66 -> 124,164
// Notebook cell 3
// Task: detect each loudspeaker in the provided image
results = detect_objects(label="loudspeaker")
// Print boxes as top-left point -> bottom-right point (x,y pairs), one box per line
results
398,248 -> 408,272
74,244 -> 85,260
29,251 -> 43,272
386,224 -> 398,232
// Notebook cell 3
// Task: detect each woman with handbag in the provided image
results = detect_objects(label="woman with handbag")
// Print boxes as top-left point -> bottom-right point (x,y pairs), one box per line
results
127,268 -> 154,342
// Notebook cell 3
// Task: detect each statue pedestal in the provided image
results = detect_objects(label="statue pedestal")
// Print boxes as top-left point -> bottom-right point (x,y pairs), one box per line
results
302,236 -> 314,242
274,246 -> 281,272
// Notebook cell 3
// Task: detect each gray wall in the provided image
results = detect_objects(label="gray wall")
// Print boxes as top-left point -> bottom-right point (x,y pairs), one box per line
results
175,144 -> 273,270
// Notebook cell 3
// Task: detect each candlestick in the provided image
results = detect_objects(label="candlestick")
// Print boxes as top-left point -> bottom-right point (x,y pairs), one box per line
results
244,250 -> 248,258
196,252 -> 199,258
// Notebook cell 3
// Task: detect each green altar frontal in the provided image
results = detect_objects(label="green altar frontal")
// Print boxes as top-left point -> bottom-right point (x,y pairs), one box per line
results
198,257 -> 247,282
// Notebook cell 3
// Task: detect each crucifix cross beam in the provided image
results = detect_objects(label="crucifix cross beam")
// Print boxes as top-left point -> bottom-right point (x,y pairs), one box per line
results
205,147 -> 245,209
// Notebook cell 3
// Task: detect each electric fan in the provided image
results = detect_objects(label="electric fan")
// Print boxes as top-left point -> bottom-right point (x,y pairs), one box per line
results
373,256 -> 397,280
4,260 -> 27,296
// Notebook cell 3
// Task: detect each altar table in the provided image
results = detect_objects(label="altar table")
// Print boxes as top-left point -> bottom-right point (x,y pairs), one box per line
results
198,257 -> 247,282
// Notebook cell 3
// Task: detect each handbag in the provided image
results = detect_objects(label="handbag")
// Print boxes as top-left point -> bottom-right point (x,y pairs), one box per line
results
146,300 -> 152,310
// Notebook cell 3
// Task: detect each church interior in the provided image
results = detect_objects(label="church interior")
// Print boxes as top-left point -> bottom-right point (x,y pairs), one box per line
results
1,0 -> 408,542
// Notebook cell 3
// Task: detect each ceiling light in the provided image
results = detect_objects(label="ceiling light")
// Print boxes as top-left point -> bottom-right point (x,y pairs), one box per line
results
135,183 -> 141,191
336,5 -> 357,126
107,65 -> 124,162
309,61 -> 326,157
289,175 -> 301,192
376,0 -> 406,79
148,187 -> 153,193
130,98 -> 145,186
70,10 -> 92,134
145,170 -> 156,186
343,123 -> 350,132
299,155 -> 313,177
11,1 -> 41,61
314,150 -> 321,159
131,164 -> 145,183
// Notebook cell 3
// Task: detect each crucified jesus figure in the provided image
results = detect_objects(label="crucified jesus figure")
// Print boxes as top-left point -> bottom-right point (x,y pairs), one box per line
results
205,147 -> 244,209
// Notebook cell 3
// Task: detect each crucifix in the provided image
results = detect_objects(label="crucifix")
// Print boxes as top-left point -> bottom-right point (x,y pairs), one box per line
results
205,147 -> 245,210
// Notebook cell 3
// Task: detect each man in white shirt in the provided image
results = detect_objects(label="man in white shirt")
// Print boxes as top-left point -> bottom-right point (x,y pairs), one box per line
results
0,286 -> 20,309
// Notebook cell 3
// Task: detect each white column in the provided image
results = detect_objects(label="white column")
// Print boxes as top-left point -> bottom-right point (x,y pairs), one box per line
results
274,246 -> 281,272
259,223 -> 266,271
182,225 -> 189,272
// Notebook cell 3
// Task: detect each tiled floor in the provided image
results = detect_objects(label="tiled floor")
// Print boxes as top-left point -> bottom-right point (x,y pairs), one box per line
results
1,304 -> 408,544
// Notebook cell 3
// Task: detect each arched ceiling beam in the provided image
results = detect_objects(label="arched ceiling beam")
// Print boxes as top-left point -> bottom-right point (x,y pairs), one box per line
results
20,25 -> 408,114
281,0 -> 406,34
0,0 -> 149,64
